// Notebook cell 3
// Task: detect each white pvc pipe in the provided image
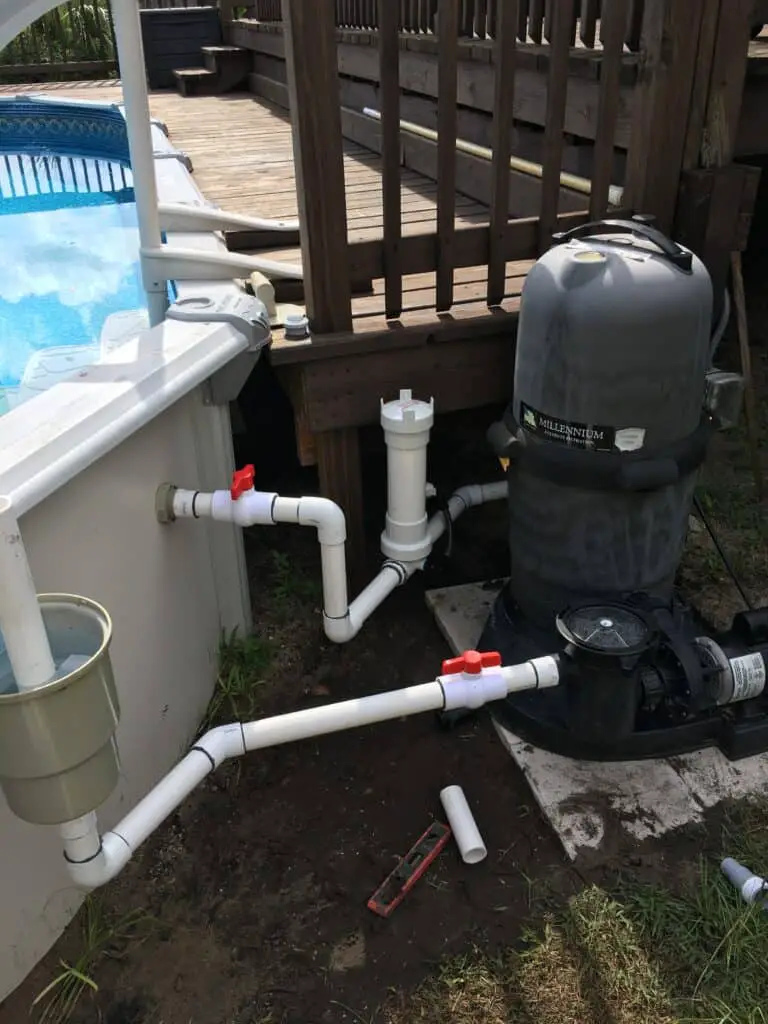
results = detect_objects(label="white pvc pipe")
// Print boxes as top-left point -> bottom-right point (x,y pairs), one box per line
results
440,786 -> 487,865
346,563 -> 407,635
242,681 -> 445,751
169,478 -> 507,644
0,496 -> 55,691
387,443 -> 428,531
61,658 -> 560,888
110,0 -> 168,327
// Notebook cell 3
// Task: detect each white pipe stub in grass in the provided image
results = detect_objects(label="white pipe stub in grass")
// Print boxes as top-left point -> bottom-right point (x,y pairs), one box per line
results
440,785 -> 487,865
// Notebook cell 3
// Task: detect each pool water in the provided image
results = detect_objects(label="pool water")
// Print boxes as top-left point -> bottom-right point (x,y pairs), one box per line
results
0,153 -> 150,416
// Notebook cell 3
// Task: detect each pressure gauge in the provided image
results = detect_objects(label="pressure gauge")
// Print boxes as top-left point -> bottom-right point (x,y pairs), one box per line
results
556,604 -> 654,658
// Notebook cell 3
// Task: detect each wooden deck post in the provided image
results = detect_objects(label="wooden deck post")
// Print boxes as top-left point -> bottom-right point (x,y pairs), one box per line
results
674,0 -> 754,304
282,0 -> 367,585
282,0 -> 352,335
626,0 -> 754,306
623,0 -> 708,234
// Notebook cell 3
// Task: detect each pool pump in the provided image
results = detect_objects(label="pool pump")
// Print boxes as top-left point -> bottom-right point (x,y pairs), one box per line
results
480,217 -> 768,761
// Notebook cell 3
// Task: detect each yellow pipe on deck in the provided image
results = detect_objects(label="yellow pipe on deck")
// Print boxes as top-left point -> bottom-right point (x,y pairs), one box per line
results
360,107 -> 624,209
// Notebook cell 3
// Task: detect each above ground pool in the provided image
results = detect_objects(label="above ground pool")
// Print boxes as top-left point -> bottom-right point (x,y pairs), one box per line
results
0,98 -> 164,415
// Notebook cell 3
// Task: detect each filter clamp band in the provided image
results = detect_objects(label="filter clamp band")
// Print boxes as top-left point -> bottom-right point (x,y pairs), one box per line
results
502,410 -> 714,493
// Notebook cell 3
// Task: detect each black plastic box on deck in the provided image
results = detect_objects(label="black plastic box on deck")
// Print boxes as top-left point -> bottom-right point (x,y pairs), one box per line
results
140,6 -> 222,89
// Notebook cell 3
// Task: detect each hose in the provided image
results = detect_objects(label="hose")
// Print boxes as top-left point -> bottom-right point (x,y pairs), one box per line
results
692,494 -> 754,611
710,289 -> 731,362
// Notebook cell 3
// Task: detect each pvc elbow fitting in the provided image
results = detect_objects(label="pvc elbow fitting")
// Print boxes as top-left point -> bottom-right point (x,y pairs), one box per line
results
298,497 -> 347,546
195,722 -> 246,767
323,612 -> 357,644
64,831 -> 132,890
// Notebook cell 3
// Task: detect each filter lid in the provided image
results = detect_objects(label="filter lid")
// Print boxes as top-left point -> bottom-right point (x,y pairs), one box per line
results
380,389 -> 434,434
556,603 -> 653,657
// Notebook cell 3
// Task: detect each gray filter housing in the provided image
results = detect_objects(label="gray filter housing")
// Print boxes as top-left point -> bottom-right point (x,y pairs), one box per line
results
507,221 -> 714,624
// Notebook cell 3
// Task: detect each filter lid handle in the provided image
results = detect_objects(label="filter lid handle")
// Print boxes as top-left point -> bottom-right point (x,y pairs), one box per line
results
551,217 -> 693,273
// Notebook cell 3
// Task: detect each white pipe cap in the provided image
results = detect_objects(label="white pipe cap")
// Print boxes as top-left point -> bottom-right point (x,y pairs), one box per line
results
380,389 -> 434,434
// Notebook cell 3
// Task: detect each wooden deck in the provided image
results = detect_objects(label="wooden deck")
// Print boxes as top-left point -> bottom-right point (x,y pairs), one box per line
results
0,80 -> 528,364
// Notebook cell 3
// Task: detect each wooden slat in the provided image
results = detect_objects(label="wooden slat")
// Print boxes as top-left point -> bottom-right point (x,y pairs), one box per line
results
538,0 -> 576,247
624,0 -> 707,233
460,0 -> 475,35
282,0 -> 352,332
700,0 -> 752,168
528,0 -> 545,42
682,0 -> 722,169
590,0 -> 627,217
517,0 -> 529,39
626,0 -> 645,50
347,209 -> 596,281
580,0 -> 599,48
487,0 -> 519,304
316,428 -> 367,588
436,0 -> 461,310
379,0 -> 402,318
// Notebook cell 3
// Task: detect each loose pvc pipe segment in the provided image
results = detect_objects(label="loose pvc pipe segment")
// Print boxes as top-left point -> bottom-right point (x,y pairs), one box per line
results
722,857 -> 768,907
440,786 -> 487,865
61,657 -> 558,888
0,496 -> 56,691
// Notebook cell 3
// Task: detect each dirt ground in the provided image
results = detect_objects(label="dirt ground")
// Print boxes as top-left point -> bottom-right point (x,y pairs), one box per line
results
2,251 -> 768,1023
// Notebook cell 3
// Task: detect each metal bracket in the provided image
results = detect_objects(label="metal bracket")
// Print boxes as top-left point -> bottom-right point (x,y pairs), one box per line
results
152,150 -> 193,172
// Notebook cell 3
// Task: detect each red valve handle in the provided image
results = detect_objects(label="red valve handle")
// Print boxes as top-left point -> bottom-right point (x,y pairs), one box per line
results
441,649 -> 502,676
230,464 -> 255,500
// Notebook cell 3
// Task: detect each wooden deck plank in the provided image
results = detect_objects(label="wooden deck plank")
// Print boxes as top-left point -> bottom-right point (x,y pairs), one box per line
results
0,81 -> 514,365
6,83 -> 487,252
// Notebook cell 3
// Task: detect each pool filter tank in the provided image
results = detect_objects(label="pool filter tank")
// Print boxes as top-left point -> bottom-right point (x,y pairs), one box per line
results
480,217 -> 768,761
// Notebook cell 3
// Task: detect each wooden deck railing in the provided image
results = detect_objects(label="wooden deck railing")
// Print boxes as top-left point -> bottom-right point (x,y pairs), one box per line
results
250,0 -> 646,50
281,0 -> 755,336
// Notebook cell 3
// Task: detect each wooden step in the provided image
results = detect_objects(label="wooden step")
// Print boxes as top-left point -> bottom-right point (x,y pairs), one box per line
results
173,67 -> 218,98
201,44 -> 251,92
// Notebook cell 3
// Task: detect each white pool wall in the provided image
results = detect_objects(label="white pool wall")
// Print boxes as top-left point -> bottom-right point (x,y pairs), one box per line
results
0,96 -> 253,1001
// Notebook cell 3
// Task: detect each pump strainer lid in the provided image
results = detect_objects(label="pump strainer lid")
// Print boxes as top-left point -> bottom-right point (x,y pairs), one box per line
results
556,604 -> 653,656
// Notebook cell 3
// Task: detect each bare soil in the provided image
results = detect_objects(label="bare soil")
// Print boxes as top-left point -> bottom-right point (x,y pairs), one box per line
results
2,254 -> 768,1024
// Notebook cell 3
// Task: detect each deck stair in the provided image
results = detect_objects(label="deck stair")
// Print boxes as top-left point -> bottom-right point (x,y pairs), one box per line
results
173,45 -> 250,97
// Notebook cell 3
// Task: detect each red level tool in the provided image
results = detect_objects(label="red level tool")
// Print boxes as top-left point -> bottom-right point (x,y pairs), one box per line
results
367,821 -> 452,918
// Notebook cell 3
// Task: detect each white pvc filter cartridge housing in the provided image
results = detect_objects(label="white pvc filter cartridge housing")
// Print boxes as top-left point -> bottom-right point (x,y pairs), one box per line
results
380,389 -> 434,563
440,785 -> 487,864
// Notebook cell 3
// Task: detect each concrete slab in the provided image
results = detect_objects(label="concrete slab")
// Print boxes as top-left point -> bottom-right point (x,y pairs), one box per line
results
426,581 -> 768,862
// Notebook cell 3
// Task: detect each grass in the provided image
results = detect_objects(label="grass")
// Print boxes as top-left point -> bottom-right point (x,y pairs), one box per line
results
0,1 -> 115,70
269,549 -> 322,618
200,627 -> 275,732
385,803 -> 768,1024
31,897 -> 156,1024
